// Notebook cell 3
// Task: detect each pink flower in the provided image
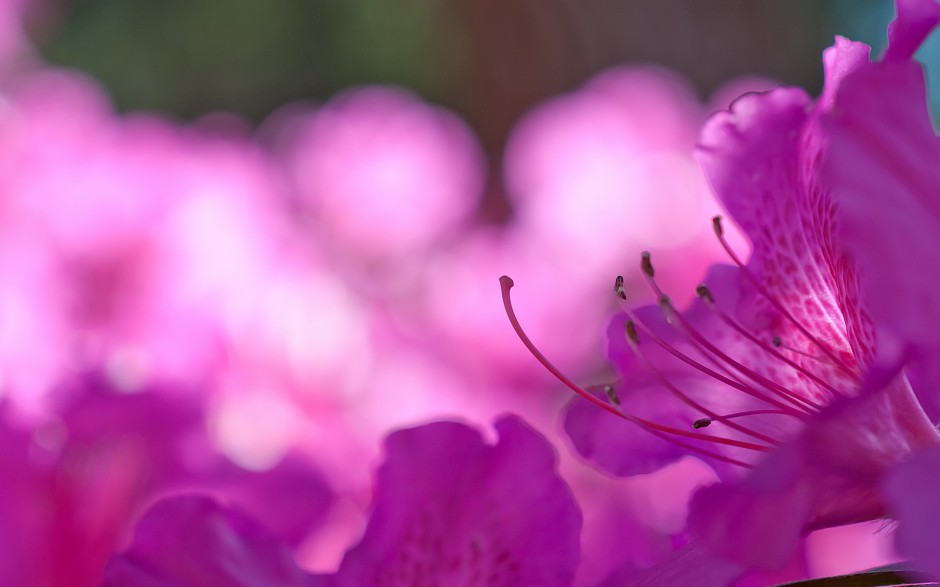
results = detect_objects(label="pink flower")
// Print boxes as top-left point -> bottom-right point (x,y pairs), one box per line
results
104,416 -> 581,586
0,373 -> 332,587
281,86 -> 485,262
504,0 -> 940,578
332,416 -> 580,586
102,495 -> 323,587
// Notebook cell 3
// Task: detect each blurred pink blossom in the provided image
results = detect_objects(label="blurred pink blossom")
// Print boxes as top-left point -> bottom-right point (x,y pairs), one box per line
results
505,66 -> 751,307
283,86 -> 486,265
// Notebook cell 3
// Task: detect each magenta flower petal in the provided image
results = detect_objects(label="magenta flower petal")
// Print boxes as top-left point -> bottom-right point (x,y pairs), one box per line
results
882,445 -> 940,582
102,495 -> 320,587
57,375 -> 333,550
884,0 -> 940,62
0,374 -> 332,586
688,380 -> 937,569
687,446 -> 811,570
824,57 -> 940,398
206,456 -> 334,549
676,10 -> 940,567
333,416 -> 580,586
563,391 -> 687,477
697,85 -> 872,392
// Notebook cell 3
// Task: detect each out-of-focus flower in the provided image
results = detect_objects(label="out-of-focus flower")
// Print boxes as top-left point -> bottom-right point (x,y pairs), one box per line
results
505,67 -> 708,266
0,373 -> 331,587
503,0 -> 940,580
427,68 -> 762,386
282,86 -> 485,268
102,495 -> 323,587
0,69 -> 296,406
0,0 -> 29,67
332,415 -> 580,586
504,66 -> 748,306
105,416 -> 581,587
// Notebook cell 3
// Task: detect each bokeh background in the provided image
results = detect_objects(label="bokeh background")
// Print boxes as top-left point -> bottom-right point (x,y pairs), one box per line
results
32,0 -> 940,219
1,1 -> 938,585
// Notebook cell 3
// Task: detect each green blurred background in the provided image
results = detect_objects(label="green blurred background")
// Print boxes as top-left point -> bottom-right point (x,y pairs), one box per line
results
27,0 -> 933,157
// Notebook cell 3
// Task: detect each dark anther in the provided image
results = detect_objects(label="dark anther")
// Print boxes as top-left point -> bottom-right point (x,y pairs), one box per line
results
614,275 -> 626,300
693,418 -> 712,429
641,251 -> 655,278
696,284 -> 714,303
625,320 -> 640,344
604,385 -> 622,406
772,336 -> 782,348
712,216 -> 724,236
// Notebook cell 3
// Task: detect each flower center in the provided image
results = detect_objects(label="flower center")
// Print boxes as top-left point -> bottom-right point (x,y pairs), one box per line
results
500,217 -> 865,469
502,275 -> 767,469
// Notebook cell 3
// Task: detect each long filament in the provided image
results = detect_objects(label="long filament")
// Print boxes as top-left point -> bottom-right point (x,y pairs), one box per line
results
698,288 -> 831,408
500,276 -> 770,456
622,326 -> 780,447
712,216 -> 858,379
619,299 -> 811,419
639,257 -> 821,414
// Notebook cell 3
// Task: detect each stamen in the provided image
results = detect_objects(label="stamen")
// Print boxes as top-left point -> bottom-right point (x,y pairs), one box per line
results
641,251 -> 655,278
500,275 -> 771,459
604,385 -> 621,406
663,294 -> 818,414
615,286 -> 810,418
499,277 -> 621,418
624,320 -> 781,447
776,339 -> 846,370
696,284 -> 829,409
614,275 -> 626,300
646,430 -> 756,469
692,409 -> 795,430
695,284 -> 714,303
640,256 -> 818,415
712,216 -> 858,379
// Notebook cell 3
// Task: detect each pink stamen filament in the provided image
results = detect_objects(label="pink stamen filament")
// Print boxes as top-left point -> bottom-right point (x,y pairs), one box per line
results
694,409 -> 795,430
638,254 -> 757,385
500,276 -> 770,459
697,286 -> 829,409
619,274 -> 812,424
639,259 -> 820,415
776,340 -> 845,371
712,216 -> 859,379
622,323 -> 781,447
619,296 -> 812,419
663,297 -> 819,414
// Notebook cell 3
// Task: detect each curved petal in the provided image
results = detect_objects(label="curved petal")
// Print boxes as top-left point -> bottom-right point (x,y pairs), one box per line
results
333,416 -> 580,587
689,379 -> 937,570
817,37 -> 872,110
102,495 -> 319,587
687,445 -> 812,570
824,59 -> 940,397
698,80 -> 874,389
563,392 -> 691,477
884,0 -> 940,62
